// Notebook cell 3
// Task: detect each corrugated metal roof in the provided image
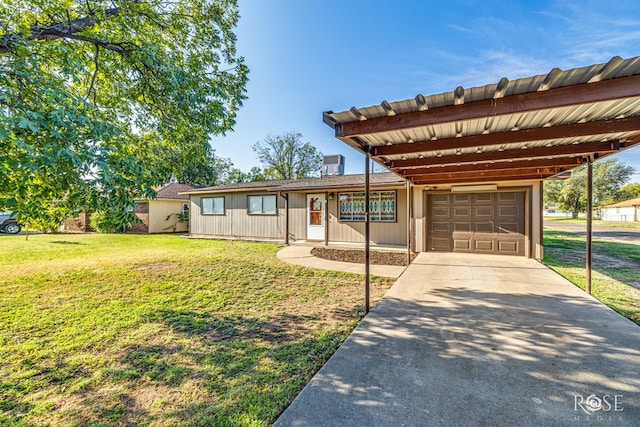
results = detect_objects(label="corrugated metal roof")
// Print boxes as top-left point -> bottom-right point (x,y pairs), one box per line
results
324,56 -> 640,185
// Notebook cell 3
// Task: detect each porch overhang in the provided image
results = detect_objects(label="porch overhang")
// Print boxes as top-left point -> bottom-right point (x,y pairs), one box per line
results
323,56 -> 640,184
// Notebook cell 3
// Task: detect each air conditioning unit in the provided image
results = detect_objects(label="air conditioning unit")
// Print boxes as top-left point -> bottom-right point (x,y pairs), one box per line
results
322,154 -> 345,176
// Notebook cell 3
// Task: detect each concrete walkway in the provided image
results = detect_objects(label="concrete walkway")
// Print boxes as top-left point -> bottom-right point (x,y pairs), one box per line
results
276,245 -> 406,278
275,252 -> 640,426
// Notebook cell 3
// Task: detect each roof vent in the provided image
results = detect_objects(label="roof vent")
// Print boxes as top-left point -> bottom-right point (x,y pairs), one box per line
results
322,154 -> 345,176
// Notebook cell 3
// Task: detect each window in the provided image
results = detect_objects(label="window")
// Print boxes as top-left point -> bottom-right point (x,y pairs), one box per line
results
202,196 -> 225,215
248,195 -> 277,215
182,203 -> 189,215
339,191 -> 396,222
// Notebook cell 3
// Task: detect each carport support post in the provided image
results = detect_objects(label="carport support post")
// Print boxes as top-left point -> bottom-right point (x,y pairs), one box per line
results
586,156 -> 593,295
364,149 -> 371,314
406,179 -> 412,265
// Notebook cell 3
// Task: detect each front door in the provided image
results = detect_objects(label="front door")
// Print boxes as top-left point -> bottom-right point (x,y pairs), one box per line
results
307,194 -> 325,241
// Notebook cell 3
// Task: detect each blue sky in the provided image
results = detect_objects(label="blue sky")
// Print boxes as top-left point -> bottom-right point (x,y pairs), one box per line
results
212,0 -> 640,183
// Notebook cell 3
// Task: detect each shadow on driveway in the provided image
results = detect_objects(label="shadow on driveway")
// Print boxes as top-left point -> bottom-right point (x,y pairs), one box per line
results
276,253 -> 640,426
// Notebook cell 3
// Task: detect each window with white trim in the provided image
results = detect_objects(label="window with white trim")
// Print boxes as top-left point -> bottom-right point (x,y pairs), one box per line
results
339,191 -> 396,222
248,195 -> 277,215
202,196 -> 225,215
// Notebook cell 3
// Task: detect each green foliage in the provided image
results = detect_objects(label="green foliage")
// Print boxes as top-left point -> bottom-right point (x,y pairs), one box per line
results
618,182 -> 640,200
253,131 -> 322,180
226,166 -> 266,183
0,0 -> 248,231
543,158 -> 634,217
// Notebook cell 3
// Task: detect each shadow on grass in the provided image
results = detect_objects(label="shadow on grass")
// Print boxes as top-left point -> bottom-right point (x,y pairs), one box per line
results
51,240 -> 84,245
42,309 -> 352,426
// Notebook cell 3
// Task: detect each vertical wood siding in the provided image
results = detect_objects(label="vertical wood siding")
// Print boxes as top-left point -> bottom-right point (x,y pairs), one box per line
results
325,188 -> 407,246
288,193 -> 307,242
190,193 -> 285,240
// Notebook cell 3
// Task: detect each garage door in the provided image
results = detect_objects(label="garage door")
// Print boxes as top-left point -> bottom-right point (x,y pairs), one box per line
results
427,192 -> 525,256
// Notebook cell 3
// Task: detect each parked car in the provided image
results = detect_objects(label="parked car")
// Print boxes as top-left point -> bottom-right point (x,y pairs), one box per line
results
0,213 -> 22,234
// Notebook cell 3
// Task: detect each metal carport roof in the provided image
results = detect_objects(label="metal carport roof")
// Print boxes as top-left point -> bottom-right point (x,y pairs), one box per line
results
323,55 -> 640,184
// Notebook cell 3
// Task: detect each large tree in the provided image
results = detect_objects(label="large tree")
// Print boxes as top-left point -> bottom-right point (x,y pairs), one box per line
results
253,131 -> 322,180
544,158 -> 634,217
0,0 -> 248,230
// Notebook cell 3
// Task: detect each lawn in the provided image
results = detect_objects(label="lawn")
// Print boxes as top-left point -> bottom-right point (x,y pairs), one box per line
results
0,234 -> 393,426
543,230 -> 640,325
545,217 -> 640,229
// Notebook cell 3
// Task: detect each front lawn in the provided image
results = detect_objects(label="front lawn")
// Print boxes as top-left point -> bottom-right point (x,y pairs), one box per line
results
545,217 -> 640,229
543,230 -> 640,325
0,234 -> 393,426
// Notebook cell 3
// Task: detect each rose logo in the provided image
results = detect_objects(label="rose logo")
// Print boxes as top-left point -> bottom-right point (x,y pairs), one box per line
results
584,395 -> 603,413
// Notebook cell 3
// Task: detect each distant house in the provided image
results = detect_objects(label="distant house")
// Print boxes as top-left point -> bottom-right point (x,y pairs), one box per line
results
598,197 -> 640,222
130,183 -> 196,233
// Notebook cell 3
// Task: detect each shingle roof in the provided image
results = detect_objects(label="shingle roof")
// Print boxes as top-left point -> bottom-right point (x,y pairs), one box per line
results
180,173 -> 405,195
601,197 -> 640,208
156,183 -> 198,200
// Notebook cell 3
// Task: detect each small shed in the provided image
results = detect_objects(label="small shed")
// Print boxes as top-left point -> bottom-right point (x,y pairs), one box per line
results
131,183 -> 195,233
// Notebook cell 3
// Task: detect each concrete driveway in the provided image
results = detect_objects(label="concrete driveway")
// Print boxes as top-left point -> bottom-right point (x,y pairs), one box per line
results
275,252 -> 640,426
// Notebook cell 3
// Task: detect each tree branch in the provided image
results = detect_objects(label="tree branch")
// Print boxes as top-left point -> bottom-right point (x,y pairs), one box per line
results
0,6 -> 121,53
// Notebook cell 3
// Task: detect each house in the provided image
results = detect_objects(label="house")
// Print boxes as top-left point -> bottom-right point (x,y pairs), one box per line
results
130,183 -> 195,233
183,172 -> 409,246
184,56 -> 640,259
598,197 -> 640,222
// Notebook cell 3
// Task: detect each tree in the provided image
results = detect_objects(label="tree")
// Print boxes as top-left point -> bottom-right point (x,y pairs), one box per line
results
543,158 -> 634,217
0,1 -> 248,231
168,147 -> 234,187
252,132 -> 322,180
618,182 -> 640,201
225,166 -> 266,183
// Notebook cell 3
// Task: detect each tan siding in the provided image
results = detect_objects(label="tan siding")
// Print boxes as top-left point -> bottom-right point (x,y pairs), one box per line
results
149,200 -> 188,233
288,193 -> 307,241
326,187 -> 407,246
190,193 -> 285,240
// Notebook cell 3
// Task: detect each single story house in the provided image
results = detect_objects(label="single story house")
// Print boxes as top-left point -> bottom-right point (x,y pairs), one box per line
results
598,197 -> 640,222
184,56 -> 640,259
130,183 -> 195,233
184,173 -> 408,244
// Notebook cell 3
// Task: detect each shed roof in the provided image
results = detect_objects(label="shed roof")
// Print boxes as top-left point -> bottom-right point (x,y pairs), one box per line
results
181,173 -> 404,195
156,183 -> 197,200
323,55 -> 640,185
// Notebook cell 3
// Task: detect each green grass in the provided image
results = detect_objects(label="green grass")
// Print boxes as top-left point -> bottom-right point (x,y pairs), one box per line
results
0,234 -> 393,426
545,217 -> 640,229
543,230 -> 640,325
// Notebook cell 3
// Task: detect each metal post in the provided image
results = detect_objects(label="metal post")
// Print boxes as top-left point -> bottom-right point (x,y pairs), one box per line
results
364,150 -> 371,314
586,157 -> 593,295
406,179 -> 412,265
